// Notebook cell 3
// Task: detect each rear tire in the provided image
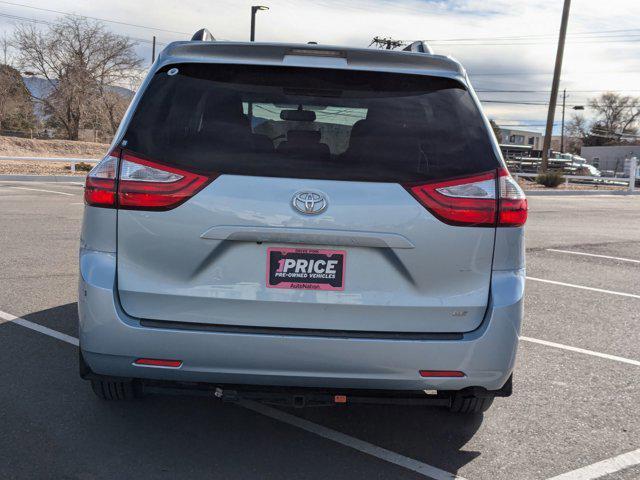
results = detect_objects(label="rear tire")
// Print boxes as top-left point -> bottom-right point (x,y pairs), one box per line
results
449,393 -> 494,414
90,379 -> 141,401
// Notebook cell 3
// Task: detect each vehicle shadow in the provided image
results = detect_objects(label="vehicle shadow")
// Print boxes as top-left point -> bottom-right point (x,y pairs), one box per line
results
291,403 -> 484,474
16,302 -> 483,478
21,301 -> 79,338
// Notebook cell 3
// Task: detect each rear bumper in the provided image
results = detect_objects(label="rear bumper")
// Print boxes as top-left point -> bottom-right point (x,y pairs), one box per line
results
79,248 -> 524,392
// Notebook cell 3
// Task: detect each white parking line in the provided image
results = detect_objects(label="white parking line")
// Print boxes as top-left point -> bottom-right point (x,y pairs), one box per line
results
546,248 -> 640,264
240,400 -> 465,480
546,448 -> 640,480
0,308 -> 462,479
520,336 -> 640,367
7,186 -> 75,196
526,277 -> 640,300
0,310 -> 78,346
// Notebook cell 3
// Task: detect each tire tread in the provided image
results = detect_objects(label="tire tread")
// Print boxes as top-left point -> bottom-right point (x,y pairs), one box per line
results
91,379 -> 139,401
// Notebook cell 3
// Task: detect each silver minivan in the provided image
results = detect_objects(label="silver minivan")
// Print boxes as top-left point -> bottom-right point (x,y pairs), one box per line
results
79,38 -> 527,414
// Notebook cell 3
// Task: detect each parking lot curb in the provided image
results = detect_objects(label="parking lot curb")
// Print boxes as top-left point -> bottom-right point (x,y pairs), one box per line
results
0,174 -> 85,183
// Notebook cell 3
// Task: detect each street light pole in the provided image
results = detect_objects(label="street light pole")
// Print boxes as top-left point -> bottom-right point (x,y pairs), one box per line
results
541,0 -> 571,171
250,6 -> 269,42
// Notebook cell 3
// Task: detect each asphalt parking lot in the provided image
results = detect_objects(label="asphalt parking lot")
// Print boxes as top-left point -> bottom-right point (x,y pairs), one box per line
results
0,181 -> 638,480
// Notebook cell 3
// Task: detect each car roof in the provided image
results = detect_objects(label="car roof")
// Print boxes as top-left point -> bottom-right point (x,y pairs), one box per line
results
156,41 -> 467,83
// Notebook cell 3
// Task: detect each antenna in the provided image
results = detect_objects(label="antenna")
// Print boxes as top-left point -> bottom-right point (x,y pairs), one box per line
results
191,28 -> 216,41
402,41 -> 434,54
369,36 -> 406,50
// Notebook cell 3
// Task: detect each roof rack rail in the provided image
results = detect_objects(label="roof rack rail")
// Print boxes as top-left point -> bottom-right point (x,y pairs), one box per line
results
191,28 -> 215,41
402,41 -> 433,55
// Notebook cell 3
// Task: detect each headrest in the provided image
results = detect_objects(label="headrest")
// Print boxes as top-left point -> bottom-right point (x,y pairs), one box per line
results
287,130 -> 321,143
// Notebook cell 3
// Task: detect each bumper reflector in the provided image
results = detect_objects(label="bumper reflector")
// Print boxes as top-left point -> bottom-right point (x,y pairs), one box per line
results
134,358 -> 182,368
334,395 -> 348,404
419,370 -> 465,378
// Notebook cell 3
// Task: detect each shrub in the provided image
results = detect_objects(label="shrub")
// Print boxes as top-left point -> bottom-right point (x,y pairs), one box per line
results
65,161 -> 93,172
535,171 -> 565,188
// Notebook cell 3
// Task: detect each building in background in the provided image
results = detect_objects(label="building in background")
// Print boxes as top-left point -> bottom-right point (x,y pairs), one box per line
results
499,128 -> 543,151
580,145 -> 640,173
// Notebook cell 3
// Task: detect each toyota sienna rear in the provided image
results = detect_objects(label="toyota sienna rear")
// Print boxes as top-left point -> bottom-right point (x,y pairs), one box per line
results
78,39 -> 527,414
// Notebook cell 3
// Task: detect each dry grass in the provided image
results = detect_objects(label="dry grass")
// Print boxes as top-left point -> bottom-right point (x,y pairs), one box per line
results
0,136 -> 108,175
0,136 -> 108,158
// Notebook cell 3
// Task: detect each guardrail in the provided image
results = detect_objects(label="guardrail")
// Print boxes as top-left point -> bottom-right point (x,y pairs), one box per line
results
0,156 -> 99,173
512,157 -> 638,193
513,171 -> 636,192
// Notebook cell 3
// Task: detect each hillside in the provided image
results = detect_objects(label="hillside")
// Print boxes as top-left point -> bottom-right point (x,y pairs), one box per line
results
0,135 -> 108,158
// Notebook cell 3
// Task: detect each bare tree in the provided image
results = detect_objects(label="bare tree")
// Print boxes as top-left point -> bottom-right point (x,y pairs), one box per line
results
1,33 -> 12,66
588,92 -> 640,141
13,16 -> 142,140
0,64 -> 35,132
566,113 -> 589,139
489,119 -> 503,143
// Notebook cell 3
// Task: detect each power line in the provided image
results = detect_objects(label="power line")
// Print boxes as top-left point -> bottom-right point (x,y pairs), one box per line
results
0,11 -> 168,46
426,28 -> 640,42
0,0 -> 191,35
431,38 -> 640,47
476,89 -> 640,93
480,100 -> 640,107
470,70 -> 640,76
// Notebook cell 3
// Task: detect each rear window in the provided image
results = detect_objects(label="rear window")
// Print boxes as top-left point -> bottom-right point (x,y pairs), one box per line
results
123,63 -> 499,183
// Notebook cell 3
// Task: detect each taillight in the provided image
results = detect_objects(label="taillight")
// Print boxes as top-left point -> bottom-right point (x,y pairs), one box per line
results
404,168 -> 527,227
498,168 -> 528,227
85,149 -> 214,211
404,171 -> 497,227
118,152 -> 212,210
84,149 -> 119,207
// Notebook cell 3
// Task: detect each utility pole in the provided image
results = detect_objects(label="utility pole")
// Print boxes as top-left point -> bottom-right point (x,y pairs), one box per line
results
151,36 -> 156,64
541,0 -> 571,171
560,89 -> 566,153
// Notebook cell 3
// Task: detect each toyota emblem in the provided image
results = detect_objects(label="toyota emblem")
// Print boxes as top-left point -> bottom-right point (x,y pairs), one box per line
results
292,191 -> 327,215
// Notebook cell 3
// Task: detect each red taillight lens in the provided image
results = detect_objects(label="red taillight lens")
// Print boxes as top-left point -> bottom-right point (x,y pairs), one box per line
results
85,150 -> 214,210
118,152 -> 213,211
404,168 -> 527,228
84,150 -> 119,207
498,168 -> 528,227
404,171 -> 498,227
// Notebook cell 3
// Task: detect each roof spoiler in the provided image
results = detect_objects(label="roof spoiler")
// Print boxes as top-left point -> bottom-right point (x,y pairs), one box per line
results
402,41 -> 433,55
191,28 -> 215,41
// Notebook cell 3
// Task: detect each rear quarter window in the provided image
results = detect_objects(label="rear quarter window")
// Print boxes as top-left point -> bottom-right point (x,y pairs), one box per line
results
123,64 -> 499,183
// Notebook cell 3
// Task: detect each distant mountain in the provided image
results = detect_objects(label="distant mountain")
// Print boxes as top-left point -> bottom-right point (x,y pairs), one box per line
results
22,76 -> 52,101
22,76 -> 135,120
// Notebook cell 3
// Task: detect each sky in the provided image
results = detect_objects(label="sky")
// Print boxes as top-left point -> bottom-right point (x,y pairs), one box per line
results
1,0 -> 639,133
